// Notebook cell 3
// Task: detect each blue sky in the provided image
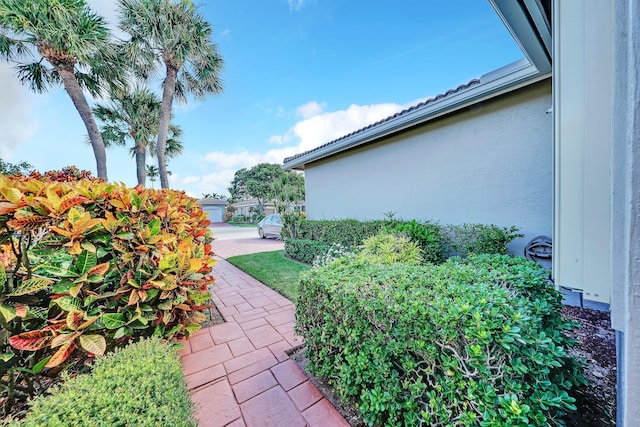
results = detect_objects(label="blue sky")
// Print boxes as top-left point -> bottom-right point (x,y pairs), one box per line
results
0,0 -> 523,197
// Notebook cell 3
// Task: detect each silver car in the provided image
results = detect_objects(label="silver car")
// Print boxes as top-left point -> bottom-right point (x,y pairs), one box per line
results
257,214 -> 283,239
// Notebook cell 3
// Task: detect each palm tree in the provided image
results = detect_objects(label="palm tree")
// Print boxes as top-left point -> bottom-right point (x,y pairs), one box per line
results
0,0 -> 122,180
93,87 -> 184,186
118,0 -> 223,189
146,164 -> 159,188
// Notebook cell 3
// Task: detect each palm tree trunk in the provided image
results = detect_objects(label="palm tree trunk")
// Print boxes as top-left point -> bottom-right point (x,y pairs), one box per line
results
157,64 -> 178,189
57,66 -> 108,180
134,140 -> 146,186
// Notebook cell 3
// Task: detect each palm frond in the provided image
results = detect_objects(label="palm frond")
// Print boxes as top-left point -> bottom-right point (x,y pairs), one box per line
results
15,61 -> 56,93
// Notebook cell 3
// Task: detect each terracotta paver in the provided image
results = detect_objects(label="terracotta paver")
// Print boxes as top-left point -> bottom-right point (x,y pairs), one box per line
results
181,248 -> 349,426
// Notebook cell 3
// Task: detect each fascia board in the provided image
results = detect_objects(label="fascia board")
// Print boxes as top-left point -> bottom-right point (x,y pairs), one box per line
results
284,64 -> 549,170
489,0 -> 552,72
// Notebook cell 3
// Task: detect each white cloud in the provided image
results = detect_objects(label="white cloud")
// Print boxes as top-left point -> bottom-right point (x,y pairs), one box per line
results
0,63 -> 37,159
296,101 -> 326,119
291,102 -> 408,152
180,99 -> 420,197
288,0 -> 306,11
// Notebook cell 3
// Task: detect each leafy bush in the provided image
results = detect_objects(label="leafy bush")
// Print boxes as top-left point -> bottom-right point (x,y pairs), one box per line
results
26,166 -> 97,182
231,214 -> 247,223
445,223 -> 523,257
288,219 -> 387,246
284,239 -> 330,265
296,255 -> 584,426
0,176 -> 213,414
312,243 -> 357,268
386,220 -> 447,263
359,233 -> 423,265
12,337 -> 195,426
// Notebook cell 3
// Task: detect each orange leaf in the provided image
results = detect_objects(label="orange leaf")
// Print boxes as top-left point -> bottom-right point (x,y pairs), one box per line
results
6,216 -> 49,230
87,262 -> 110,277
128,290 -> 140,306
59,195 -> 90,213
68,241 -> 82,255
0,201 -> 19,215
176,304 -> 191,311
9,330 -> 52,351
45,342 -> 77,368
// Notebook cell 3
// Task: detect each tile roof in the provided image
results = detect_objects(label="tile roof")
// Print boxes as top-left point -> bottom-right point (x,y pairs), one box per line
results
283,78 -> 481,164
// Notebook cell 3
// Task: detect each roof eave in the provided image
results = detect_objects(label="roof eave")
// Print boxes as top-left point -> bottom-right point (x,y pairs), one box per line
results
284,62 -> 549,170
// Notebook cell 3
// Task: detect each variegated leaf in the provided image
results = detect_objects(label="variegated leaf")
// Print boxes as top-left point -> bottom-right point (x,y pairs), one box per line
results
54,296 -> 83,312
79,334 -> 106,356
9,330 -> 52,351
75,251 -> 97,275
9,277 -> 54,296
0,304 -> 16,322
45,342 -> 76,368
51,332 -> 80,349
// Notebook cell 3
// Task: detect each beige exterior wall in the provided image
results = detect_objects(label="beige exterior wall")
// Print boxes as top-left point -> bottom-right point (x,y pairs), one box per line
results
305,80 -> 552,256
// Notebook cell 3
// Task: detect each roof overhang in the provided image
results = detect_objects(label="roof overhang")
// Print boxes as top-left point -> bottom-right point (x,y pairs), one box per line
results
283,0 -> 553,171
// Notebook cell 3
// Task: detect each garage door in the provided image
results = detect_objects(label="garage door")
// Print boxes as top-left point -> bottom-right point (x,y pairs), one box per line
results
202,206 -> 223,223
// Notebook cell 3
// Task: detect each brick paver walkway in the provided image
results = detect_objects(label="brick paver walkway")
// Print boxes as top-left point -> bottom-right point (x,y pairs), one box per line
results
179,257 -> 349,426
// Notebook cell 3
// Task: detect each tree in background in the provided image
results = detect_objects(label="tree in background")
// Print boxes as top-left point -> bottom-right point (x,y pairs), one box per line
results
93,87 -> 183,186
201,193 -> 227,200
118,0 -> 224,189
146,164 -> 159,188
0,0 -> 123,180
0,159 -> 34,176
228,163 -> 305,215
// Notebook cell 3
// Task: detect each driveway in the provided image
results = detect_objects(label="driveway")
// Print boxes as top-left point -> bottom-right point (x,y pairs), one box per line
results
210,223 -> 284,259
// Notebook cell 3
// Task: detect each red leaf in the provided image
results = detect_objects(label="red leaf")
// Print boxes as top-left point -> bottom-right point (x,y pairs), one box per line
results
9,330 -> 53,351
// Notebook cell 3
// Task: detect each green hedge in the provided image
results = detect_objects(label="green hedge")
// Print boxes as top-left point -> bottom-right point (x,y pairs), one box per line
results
284,239 -> 330,265
288,219 -> 387,246
13,337 -> 195,426
296,255 -> 584,426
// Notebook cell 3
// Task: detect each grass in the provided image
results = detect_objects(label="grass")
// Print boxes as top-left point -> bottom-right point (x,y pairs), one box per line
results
226,250 -> 310,301
227,222 -> 257,227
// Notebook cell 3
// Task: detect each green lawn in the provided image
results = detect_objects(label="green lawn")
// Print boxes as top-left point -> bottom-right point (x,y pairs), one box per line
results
226,250 -> 310,301
226,222 -> 257,227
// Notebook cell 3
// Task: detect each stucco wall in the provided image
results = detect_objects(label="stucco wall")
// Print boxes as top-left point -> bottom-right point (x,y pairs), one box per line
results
305,80 -> 552,256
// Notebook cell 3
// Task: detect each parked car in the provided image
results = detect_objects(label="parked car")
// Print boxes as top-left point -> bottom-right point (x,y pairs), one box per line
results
257,214 -> 283,239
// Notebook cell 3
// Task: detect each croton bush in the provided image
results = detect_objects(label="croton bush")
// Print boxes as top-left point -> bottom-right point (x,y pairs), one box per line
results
0,175 -> 214,414
296,254 -> 585,426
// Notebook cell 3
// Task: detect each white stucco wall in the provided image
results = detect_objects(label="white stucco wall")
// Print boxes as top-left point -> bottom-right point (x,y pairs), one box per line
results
305,80 -> 552,256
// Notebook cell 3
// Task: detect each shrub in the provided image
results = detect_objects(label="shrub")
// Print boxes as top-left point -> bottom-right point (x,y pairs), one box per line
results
231,214 -> 247,223
386,220 -> 447,263
296,255 -> 584,426
26,166 -> 97,182
293,219 -> 387,246
0,176 -> 213,414
445,223 -> 523,257
359,233 -> 423,265
312,243 -> 357,268
284,239 -> 330,265
12,337 -> 195,426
